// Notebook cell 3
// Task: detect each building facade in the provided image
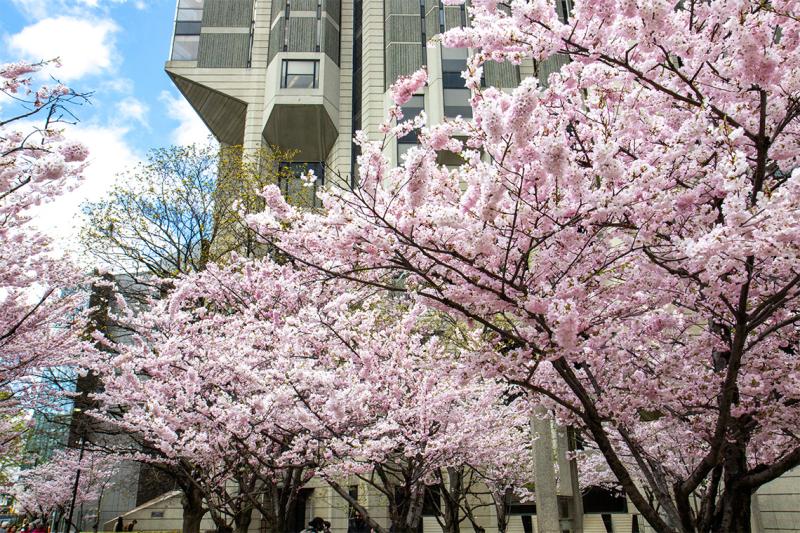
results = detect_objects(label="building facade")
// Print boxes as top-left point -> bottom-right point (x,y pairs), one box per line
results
163,0 -> 564,186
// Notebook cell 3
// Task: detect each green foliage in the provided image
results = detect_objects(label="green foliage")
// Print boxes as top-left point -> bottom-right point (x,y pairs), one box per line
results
80,143 -> 298,284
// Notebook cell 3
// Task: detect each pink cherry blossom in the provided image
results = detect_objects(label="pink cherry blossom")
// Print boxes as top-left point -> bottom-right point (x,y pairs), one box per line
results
247,2 -> 800,532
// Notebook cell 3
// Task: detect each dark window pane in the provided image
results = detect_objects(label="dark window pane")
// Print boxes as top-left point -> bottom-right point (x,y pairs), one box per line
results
175,21 -> 202,35
397,142 -> 416,161
582,487 -> 628,514
398,95 -> 423,144
172,35 -> 200,60
442,71 -> 465,88
444,88 -> 471,118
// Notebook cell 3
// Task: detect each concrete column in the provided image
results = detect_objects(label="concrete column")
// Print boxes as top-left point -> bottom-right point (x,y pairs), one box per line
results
533,413 -> 561,533
750,494 -> 764,533
556,426 -> 583,532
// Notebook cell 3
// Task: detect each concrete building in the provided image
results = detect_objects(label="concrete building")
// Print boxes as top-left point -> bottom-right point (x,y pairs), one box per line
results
163,0 -> 542,189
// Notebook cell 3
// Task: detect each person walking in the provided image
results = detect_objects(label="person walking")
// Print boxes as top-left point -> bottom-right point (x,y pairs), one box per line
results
114,518 -> 124,532
347,512 -> 370,533
125,521 -> 137,532
302,517 -> 326,533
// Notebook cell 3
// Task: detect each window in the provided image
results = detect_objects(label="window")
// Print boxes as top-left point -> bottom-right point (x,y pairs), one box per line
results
172,36 -> 200,60
441,47 -> 468,87
175,21 -> 202,35
278,162 -> 325,208
176,8 -> 203,21
556,0 -> 573,23
422,487 -> 441,517
348,485 -> 359,518
281,60 -> 319,89
443,88 -> 471,118
398,95 -> 424,145
441,47 -> 472,118
171,0 -> 203,60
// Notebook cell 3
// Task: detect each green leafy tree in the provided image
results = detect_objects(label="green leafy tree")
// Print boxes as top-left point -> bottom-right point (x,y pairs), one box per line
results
80,144 -> 299,290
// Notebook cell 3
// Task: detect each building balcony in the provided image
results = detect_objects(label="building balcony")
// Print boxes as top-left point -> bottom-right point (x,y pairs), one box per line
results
262,52 -> 340,162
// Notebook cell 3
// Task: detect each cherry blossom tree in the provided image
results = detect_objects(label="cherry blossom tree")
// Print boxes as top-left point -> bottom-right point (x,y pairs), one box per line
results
88,261 -> 318,533
0,60 -> 91,461
89,256 -> 538,533
247,1 -> 800,531
13,448 -> 117,525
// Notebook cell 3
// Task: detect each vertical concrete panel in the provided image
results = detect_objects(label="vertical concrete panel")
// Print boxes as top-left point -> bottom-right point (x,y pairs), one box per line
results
387,0 -> 419,14
250,0 -> 273,68
268,21 -> 285,63
323,18 -> 341,65
425,2 -> 439,39
198,33 -> 251,67
386,14 -> 421,42
532,415 -> 561,533
444,6 -> 462,31
484,60 -> 519,88
294,0 -> 318,11
385,43 -> 423,86
328,0 -> 352,179
359,0 -> 385,140
536,54 -> 570,87
324,0 -> 341,24
755,467 -> 800,532
288,17 -> 318,52
272,0 -> 285,22
202,0 -> 254,27
384,0 -> 423,88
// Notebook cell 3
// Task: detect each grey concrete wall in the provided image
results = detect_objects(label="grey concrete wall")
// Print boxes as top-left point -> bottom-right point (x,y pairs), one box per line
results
535,54 -> 570,87
202,0 -> 253,27
754,467 -> 800,532
268,0 -> 342,65
484,59 -> 519,88
198,33 -> 251,68
384,0 -> 425,88
287,17 -> 318,52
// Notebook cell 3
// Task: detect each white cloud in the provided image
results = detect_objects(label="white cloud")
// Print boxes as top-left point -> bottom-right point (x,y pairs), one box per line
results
158,90 -> 212,147
115,96 -> 150,129
10,0 -> 58,20
100,77 -> 134,94
7,16 -> 119,81
29,124 -> 141,256
10,0 -> 147,20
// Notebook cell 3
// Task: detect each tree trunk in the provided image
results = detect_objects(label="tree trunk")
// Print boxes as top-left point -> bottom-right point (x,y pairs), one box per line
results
712,439 -> 752,533
325,479 -> 388,533
714,488 -> 751,533
182,487 -> 206,533
234,506 -> 253,533
439,469 -> 462,533
491,492 -> 508,533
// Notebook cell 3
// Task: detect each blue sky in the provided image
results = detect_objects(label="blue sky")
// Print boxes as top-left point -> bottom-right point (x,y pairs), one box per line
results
1,0 -> 211,250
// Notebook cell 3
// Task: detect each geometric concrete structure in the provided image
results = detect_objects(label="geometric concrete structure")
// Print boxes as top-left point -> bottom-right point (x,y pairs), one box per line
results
165,0 -> 527,189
